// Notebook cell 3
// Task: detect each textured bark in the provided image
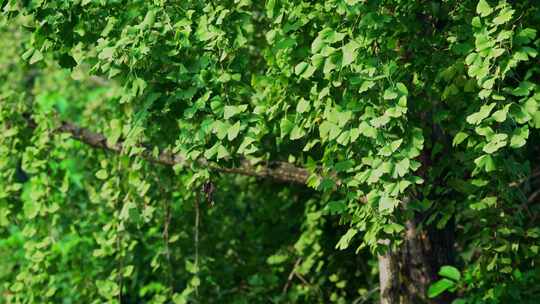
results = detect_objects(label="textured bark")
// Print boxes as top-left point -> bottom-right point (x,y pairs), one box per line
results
401,217 -> 455,304
378,220 -> 455,304
378,240 -> 400,304
401,218 -> 433,303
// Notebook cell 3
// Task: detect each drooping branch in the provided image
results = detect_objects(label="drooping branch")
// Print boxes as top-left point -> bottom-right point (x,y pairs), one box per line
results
25,116 -> 311,185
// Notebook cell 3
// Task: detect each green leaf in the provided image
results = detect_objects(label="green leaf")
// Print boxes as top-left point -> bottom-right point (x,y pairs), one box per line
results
428,278 -> 455,298
359,121 -> 377,138
23,200 -> 39,219
216,145 -> 229,159
483,133 -> 507,154
294,61 -> 309,75
452,132 -> 468,146
342,40 -> 360,67
379,196 -> 398,212
335,160 -> 354,172
466,103 -> 496,125
438,266 -> 461,281
474,154 -> 496,172
98,47 -> 115,60
335,228 -> 358,250
290,125 -> 306,140
396,82 -> 408,96
511,81 -> 534,97
395,158 -> 410,177
492,105 -> 510,122
227,121 -> 241,141
224,105 -> 247,119
383,89 -> 398,100
510,104 -> 531,124
493,7 -> 514,25
326,200 -> 347,214
213,121 -> 231,140
296,98 -> 310,113
280,118 -> 294,138
476,0 -> 493,17
29,50 -> 44,64
510,126 -> 528,148
96,169 -> 108,180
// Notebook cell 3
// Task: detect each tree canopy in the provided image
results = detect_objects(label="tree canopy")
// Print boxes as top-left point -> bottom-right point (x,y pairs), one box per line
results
1,0 -> 540,303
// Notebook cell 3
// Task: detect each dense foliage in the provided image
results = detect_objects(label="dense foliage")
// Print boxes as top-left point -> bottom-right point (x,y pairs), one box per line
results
1,0 -> 540,303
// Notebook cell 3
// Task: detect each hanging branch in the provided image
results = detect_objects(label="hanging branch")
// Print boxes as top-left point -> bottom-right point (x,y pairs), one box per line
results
23,115 -> 311,185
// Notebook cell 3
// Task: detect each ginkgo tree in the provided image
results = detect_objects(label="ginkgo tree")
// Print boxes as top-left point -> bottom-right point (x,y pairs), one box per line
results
1,0 -> 540,303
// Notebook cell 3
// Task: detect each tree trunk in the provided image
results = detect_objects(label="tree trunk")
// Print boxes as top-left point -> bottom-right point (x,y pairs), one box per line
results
379,101 -> 456,303
378,240 -> 400,304
378,217 -> 455,304
401,218 -> 432,303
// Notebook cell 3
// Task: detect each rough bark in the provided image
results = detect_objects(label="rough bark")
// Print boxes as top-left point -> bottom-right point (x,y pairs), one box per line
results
401,217 -> 433,303
378,240 -> 400,304
378,218 -> 455,304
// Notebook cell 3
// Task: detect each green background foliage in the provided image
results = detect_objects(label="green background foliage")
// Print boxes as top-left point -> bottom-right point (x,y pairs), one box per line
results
1,0 -> 540,303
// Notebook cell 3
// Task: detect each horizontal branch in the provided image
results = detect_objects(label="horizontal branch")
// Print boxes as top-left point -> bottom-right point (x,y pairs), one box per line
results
25,117 -> 311,185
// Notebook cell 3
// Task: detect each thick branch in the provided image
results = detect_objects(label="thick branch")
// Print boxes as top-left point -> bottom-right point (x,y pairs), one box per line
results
26,117 -> 311,185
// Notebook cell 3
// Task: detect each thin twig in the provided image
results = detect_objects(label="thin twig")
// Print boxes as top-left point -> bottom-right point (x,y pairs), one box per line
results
509,170 -> 540,187
282,258 -> 302,294
294,272 -> 310,286
528,189 -> 540,203
352,287 -> 380,304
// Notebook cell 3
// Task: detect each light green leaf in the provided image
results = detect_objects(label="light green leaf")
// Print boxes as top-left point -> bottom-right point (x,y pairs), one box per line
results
383,89 -> 398,100
267,254 -> 288,265
452,132 -> 469,146
227,121 -> 241,141
224,105 -> 247,119
336,228 -> 358,250
342,40 -> 360,67
379,196 -> 397,212
476,0 -> 493,17
395,158 -> 410,177
29,50 -> 44,64
280,118 -> 294,138
290,125 -> 306,140
294,61 -> 309,75
319,121 -> 340,140
359,121 -> 377,138
466,103 -> 496,125
217,145 -> 229,159
23,200 -> 39,219
492,105 -> 510,122
510,126 -> 528,148
474,154 -> 496,172
396,82 -> 408,96
213,121 -> 230,140
296,98 -> 310,113
96,169 -> 108,180
98,47 -> 115,60
493,7 -> 514,25
483,133 -> 507,154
